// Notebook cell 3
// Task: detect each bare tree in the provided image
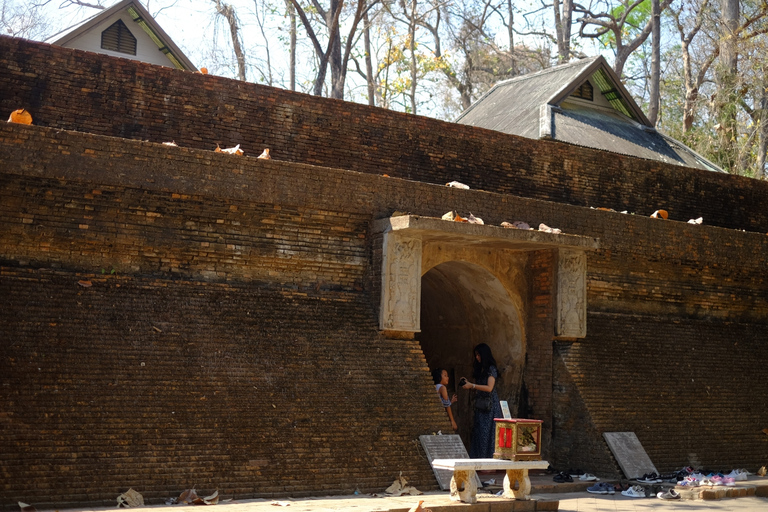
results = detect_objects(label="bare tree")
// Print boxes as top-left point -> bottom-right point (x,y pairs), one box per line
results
669,0 -> 716,133
252,0 -> 274,86
290,0 -> 377,98
646,0 -> 660,126
212,0 -> 246,81
362,9 -> 375,105
553,0 -> 574,63
2,0 -> 52,38
574,0 -> 674,78
32,0 -> 106,9
284,0 -> 297,91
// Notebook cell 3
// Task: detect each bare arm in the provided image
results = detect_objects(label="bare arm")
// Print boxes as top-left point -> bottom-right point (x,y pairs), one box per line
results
461,376 -> 495,393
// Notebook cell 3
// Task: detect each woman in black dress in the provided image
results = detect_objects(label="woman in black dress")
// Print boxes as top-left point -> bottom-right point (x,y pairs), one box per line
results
460,343 -> 502,458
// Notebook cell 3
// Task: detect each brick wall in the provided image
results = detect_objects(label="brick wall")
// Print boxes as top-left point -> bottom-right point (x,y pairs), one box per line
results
554,315 -> 768,476
524,250 -> 556,457
2,36 -> 768,234
1,269 -> 443,505
2,35 -> 768,503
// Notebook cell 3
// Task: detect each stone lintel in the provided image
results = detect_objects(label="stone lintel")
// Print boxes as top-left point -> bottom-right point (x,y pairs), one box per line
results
375,216 -> 598,335
373,215 -> 600,252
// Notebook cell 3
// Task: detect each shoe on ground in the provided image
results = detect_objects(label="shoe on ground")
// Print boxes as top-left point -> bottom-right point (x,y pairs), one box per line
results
726,469 -> 749,481
657,489 -> 681,500
637,472 -> 662,484
553,472 -> 573,483
579,473 -> 599,481
621,485 -> 646,498
587,482 -> 614,495
677,476 -> 699,487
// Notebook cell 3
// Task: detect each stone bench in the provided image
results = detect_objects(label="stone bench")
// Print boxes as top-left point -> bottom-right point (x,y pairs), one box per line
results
431,458 -> 550,504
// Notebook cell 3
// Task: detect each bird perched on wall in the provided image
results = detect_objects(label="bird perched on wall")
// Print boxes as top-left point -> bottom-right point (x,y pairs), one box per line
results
257,148 -> 271,159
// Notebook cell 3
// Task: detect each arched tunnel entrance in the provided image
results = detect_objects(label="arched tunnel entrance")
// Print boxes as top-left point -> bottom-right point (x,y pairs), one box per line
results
418,260 -> 524,451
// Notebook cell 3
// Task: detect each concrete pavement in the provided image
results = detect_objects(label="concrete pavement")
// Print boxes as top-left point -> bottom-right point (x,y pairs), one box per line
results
26,475 -> 768,512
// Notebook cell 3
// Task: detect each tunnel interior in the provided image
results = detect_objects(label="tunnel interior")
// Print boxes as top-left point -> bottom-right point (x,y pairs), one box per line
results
418,260 -> 525,450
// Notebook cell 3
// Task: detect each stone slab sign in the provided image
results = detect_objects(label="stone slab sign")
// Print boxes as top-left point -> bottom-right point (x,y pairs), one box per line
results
603,432 -> 658,480
419,435 -> 482,490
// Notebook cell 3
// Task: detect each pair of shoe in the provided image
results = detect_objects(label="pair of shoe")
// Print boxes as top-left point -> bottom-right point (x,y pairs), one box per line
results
637,472 -> 662,484
657,489 -> 681,500
725,469 -> 749,481
620,485 -> 645,498
710,475 -> 736,486
677,476 -> 699,487
553,472 -> 573,483
587,482 -> 615,495
579,473 -> 599,481
662,470 -> 688,482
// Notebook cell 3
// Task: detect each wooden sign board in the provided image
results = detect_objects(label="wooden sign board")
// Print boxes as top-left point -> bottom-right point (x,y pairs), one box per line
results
603,432 -> 658,480
419,435 -> 483,490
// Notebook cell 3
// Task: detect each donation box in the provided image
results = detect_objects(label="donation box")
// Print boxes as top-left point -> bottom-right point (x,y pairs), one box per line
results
493,418 -> 543,460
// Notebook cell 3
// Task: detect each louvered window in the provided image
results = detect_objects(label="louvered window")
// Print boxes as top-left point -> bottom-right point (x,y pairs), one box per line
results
571,81 -> 594,101
101,20 -> 137,55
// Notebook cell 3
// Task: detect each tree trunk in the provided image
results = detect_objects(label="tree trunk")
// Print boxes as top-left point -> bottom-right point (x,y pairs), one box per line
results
757,89 -> 768,179
286,0 -> 296,91
554,0 -> 572,63
363,11 -> 375,106
715,0 -> 739,172
506,0 -> 516,73
328,0 -> 344,98
647,0 -> 661,126
408,0 -> 418,114
213,0 -> 246,81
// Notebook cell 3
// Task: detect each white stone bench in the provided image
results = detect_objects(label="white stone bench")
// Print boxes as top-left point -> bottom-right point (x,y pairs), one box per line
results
431,458 -> 549,504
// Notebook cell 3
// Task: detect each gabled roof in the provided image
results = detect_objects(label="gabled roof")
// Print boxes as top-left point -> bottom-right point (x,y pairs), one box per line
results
455,56 -> 723,173
45,0 -> 196,71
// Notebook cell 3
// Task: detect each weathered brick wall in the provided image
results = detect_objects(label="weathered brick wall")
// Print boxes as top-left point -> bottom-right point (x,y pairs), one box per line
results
2,36 -> 768,234
554,315 -> 768,476
3,122 -> 767,497
523,250 -> 556,456
0,124 -> 456,507
2,35 -> 768,501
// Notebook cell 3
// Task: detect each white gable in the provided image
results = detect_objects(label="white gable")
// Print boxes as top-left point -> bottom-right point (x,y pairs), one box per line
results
59,9 -> 175,68
46,0 -> 195,71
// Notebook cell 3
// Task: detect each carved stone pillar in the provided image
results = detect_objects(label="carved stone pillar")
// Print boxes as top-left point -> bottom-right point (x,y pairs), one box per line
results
556,249 -> 587,338
379,232 -> 422,333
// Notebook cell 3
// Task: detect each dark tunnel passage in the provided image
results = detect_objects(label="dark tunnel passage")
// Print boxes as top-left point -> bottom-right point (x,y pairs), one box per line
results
418,260 -> 525,450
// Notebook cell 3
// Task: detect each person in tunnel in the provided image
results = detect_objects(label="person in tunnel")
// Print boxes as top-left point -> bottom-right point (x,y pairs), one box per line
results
460,343 -> 502,459
432,367 -> 458,431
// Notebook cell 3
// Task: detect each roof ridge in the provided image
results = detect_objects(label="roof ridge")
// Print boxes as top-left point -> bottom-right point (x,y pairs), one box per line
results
492,56 -> 602,87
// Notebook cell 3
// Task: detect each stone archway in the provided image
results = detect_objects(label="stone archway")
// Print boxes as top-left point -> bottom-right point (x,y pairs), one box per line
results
419,261 -> 524,446
373,215 -> 599,454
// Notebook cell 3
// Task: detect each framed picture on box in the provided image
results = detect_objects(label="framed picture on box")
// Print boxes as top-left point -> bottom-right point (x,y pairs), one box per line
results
493,418 -> 543,460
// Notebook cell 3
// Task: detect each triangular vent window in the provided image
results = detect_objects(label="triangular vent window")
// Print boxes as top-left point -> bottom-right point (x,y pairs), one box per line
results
571,81 -> 593,101
101,19 -> 137,55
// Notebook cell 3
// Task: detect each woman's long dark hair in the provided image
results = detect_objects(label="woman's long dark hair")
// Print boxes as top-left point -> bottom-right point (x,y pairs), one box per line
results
473,343 -> 497,380
432,367 -> 445,385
